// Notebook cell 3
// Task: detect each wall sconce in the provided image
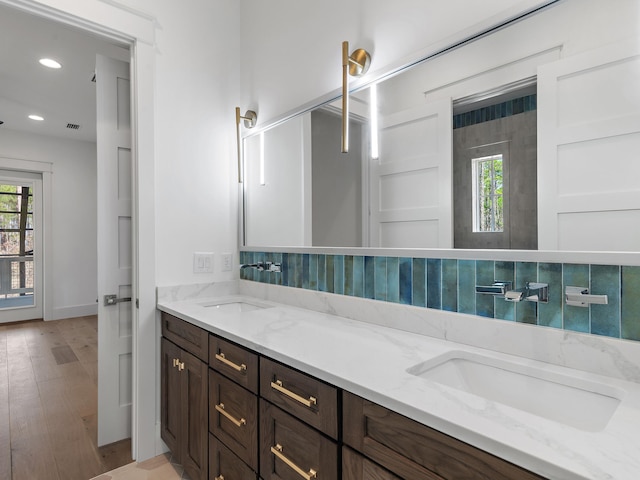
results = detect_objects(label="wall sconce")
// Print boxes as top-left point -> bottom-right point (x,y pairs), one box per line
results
342,41 -> 371,153
236,107 -> 257,183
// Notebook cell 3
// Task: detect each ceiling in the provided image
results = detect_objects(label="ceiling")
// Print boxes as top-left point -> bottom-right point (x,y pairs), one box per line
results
0,4 -> 129,143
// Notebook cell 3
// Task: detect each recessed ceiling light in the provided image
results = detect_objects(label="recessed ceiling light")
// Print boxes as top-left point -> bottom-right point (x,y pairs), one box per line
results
28,115 -> 44,121
39,58 -> 62,69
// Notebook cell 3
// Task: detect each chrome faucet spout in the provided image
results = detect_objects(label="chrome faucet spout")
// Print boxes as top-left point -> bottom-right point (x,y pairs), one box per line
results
239,261 -> 281,273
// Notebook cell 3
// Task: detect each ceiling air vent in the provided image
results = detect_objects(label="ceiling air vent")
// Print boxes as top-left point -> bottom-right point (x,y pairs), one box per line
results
66,123 -> 80,130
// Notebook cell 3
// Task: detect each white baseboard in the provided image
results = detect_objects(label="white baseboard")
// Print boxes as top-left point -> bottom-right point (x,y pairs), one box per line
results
51,303 -> 98,320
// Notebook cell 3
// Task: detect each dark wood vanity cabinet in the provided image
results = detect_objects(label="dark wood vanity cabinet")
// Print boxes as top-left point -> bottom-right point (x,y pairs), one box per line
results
160,311 -> 546,480
343,391 -> 546,480
160,337 -> 208,480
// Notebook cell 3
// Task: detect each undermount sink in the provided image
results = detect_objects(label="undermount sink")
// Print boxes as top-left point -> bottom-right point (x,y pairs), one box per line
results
201,300 -> 271,313
407,351 -> 624,432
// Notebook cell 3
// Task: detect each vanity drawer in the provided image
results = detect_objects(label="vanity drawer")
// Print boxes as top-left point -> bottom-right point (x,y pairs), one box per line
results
209,434 -> 257,480
260,399 -> 338,480
209,370 -> 258,470
342,446 -> 404,480
343,392 -> 546,480
161,312 -> 209,362
260,357 -> 338,439
210,335 -> 259,394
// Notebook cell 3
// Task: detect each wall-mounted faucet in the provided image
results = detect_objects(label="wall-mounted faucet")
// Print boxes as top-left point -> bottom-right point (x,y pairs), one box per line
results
505,282 -> 548,303
475,281 -> 512,295
240,261 -> 281,273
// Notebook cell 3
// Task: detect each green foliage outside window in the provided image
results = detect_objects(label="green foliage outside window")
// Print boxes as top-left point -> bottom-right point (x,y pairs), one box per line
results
473,155 -> 503,232
0,184 -> 34,256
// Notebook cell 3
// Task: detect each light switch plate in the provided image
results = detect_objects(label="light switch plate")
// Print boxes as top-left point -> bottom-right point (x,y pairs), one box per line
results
193,252 -> 214,273
221,253 -> 233,272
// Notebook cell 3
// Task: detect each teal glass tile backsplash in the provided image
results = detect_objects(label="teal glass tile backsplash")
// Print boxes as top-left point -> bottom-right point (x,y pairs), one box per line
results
240,251 -> 640,342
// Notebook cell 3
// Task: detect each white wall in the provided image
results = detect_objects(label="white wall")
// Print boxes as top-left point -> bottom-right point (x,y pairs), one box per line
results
238,0 -> 555,126
0,129 -> 97,319
118,0 -> 242,287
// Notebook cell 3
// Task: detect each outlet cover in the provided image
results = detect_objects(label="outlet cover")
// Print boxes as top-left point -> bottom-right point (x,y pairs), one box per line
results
221,253 -> 233,272
193,252 -> 214,273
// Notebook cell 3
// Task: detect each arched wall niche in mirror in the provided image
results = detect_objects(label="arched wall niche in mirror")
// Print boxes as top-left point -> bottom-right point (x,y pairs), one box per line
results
241,0 -> 640,252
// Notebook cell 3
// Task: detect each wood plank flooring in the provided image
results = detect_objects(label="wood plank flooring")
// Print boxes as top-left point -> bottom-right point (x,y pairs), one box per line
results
0,316 -> 133,480
90,452 -> 187,480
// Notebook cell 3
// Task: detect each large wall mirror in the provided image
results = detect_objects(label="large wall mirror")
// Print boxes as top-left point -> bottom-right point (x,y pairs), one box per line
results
242,0 -> 640,252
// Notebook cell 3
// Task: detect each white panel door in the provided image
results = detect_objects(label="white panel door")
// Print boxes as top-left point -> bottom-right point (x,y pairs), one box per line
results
96,54 -> 133,446
370,98 -> 452,247
538,39 -> 640,251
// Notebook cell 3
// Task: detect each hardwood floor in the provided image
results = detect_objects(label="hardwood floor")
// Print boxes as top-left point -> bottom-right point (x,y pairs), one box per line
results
90,452 -> 187,480
0,316 -> 133,480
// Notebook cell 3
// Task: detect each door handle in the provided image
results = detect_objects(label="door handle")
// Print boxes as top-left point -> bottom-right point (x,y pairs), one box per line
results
104,294 -> 132,306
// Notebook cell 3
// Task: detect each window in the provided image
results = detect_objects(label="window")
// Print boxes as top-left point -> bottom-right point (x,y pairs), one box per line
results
472,154 -> 503,232
0,184 -> 34,304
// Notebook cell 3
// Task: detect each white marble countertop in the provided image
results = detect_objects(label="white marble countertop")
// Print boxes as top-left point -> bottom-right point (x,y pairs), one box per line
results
157,293 -> 640,480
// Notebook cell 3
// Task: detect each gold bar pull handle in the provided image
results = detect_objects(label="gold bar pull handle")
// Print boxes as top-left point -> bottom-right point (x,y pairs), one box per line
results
270,379 -> 317,408
215,403 -> 246,428
215,352 -> 247,372
172,358 -> 179,368
178,361 -> 185,371
271,444 -> 317,480
215,476 -> 224,480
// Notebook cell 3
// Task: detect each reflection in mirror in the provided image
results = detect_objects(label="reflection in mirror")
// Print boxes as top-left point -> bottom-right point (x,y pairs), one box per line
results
453,82 -> 538,249
243,0 -> 640,252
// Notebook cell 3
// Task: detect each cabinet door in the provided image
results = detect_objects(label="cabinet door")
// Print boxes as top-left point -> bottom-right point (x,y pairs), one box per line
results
209,434 -> 257,480
343,446 -> 403,480
161,338 -> 182,459
260,400 -> 338,480
209,370 -> 258,470
343,392 -> 545,480
181,348 -> 209,480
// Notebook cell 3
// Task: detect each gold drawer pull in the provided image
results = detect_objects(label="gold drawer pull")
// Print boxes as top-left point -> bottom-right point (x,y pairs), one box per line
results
271,444 -> 317,480
215,403 -> 246,427
215,352 -> 247,372
270,380 -> 317,408
172,358 -> 179,368
214,476 -> 224,480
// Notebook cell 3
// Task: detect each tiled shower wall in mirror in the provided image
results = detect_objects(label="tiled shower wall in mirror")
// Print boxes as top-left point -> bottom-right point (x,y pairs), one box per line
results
240,251 -> 640,342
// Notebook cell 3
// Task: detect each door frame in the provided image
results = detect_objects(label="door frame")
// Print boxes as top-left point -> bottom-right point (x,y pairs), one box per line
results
0,0 -> 158,461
